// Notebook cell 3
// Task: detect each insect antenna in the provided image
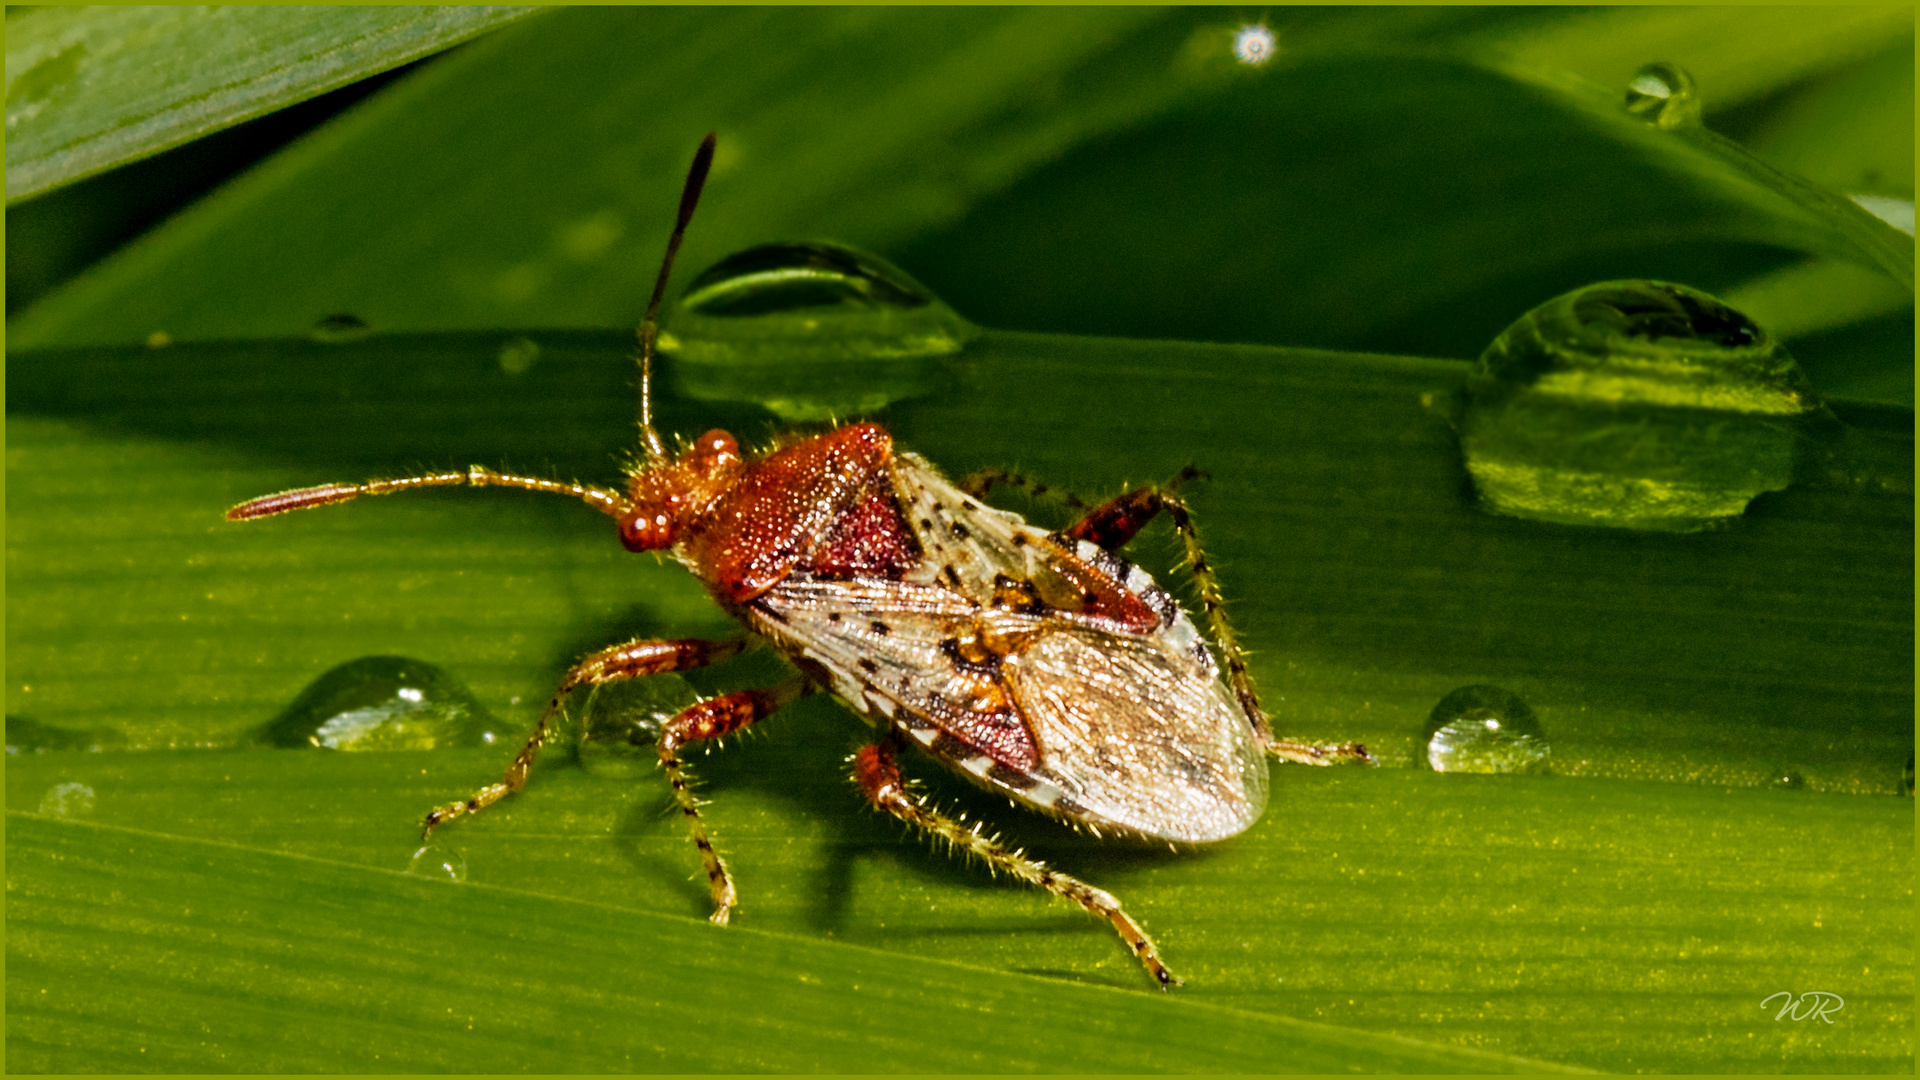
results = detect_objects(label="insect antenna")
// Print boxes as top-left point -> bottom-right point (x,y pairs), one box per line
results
637,131 -> 718,466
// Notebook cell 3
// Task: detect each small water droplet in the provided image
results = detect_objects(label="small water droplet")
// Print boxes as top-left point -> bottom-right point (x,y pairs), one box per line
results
1233,24 -> 1277,66
259,656 -> 499,751
1458,280 -> 1827,532
660,242 -> 977,421
1423,685 -> 1549,774
37,782 -> 97,819
308,313 -> 373,343
408,844 -> 468,883
1624,62 -> 1701,129
6,715 -> 126,754
497,335 -> 540,374
1770,770 -> 1806,791
574,675 -> 701,778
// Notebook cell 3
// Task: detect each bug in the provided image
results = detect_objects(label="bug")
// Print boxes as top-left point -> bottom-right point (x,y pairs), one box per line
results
228,133 -> 1374,988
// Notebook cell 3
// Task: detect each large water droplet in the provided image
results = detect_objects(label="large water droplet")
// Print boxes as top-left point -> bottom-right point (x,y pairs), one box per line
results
659,242 -> 978,421
259,656 -> 499,751
574,674 -> 701,778
407,844 -> 468,883
1624,62 -> 1701,129
1457,280 -> 1828,532
1423,685 -> 1549,774
37,781 -> 97,819
5,715 -> 126,754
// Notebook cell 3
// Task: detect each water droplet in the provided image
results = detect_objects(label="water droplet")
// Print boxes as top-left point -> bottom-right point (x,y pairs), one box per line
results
660,242 -> 977,421
37,782 -> 97,819
497,335 -> 541,374
1624,62 -> 1701,129
574,674 -> 701,778
5,715 -> 126,754
1423,685 -> 1549,774
258,656 -> 500,751
1458,280 -> 1827,532
308,313 -> 372,343
1769,770 -> 1806,791
1233,24 -> 1277,66
408,844 -> 468,883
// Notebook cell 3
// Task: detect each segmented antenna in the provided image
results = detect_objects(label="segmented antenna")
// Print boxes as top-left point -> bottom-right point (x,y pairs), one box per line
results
638,132 -> 718,464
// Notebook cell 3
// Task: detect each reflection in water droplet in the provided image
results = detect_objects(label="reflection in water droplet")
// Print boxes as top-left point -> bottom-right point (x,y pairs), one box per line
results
408,844 -> 468,883
1770,770 -> 1806,791
574,675 -> 701,779
1233,24 -> 1277,66
38,782 -> 97,818
1623,62 -> 1701,129
497,335 -> 541,374
259,656 -> 499,751
1423,685 -> 1549,774
660,242 -> 977,421
1458,280 -> 1828,532
308,313 -> 373,343
6,715 -> 126,754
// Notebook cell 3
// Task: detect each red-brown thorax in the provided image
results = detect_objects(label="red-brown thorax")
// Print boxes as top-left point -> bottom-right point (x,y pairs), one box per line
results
620,422 -> 919,605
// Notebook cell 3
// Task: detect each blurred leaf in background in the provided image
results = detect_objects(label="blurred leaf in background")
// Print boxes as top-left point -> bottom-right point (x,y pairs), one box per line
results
7,6 -> 1911,1073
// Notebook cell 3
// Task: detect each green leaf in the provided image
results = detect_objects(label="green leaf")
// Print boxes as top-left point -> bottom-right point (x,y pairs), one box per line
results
7,9 -> 1913,1072
4,6 -> 536,201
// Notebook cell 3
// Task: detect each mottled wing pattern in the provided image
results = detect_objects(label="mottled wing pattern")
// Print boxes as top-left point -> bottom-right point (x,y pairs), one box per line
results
747,453 -> 1267,843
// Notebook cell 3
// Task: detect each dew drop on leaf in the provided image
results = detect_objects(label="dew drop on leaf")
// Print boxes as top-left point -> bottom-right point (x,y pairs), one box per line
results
660,242 -> 977,421
1457,280 -> 1828,532
1623,62 -> 1701,129
1422,685 -> 1549,774
408,844 -> 468,883
37,781 -> 97,819
258,656 -> 499,751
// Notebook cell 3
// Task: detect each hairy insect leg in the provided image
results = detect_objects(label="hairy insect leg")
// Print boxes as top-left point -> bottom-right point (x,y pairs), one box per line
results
422,636 -> 747,835
656,678 -> 814,925
853,732 -> 1180,990
228,465 -> 632,521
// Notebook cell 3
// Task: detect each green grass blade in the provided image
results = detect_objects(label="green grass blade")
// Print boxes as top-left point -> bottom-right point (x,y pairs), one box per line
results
4,5 -> 536,202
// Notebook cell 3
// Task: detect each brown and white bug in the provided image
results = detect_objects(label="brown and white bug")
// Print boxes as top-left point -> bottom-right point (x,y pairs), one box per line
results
228,133 -> 1374,988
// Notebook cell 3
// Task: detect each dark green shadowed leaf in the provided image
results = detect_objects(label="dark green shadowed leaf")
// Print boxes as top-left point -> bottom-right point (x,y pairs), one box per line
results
4,6 -> 536,201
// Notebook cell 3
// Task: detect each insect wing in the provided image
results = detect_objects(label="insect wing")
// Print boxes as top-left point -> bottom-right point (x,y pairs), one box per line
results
751,454 -> 1267,843
1000,623 -> 1268,843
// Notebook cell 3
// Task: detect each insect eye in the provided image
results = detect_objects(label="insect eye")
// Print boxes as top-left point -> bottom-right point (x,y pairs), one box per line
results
620,511 -> 676,552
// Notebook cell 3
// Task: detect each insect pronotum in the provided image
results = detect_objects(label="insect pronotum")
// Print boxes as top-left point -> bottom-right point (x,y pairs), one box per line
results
228,133 -> 1375,988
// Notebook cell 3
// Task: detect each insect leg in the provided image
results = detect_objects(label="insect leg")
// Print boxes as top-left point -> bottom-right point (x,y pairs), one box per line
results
227,466 -> 632,521
853,733 -> 1180,990
422,636 -> 747,835
657,677 -> 815,925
